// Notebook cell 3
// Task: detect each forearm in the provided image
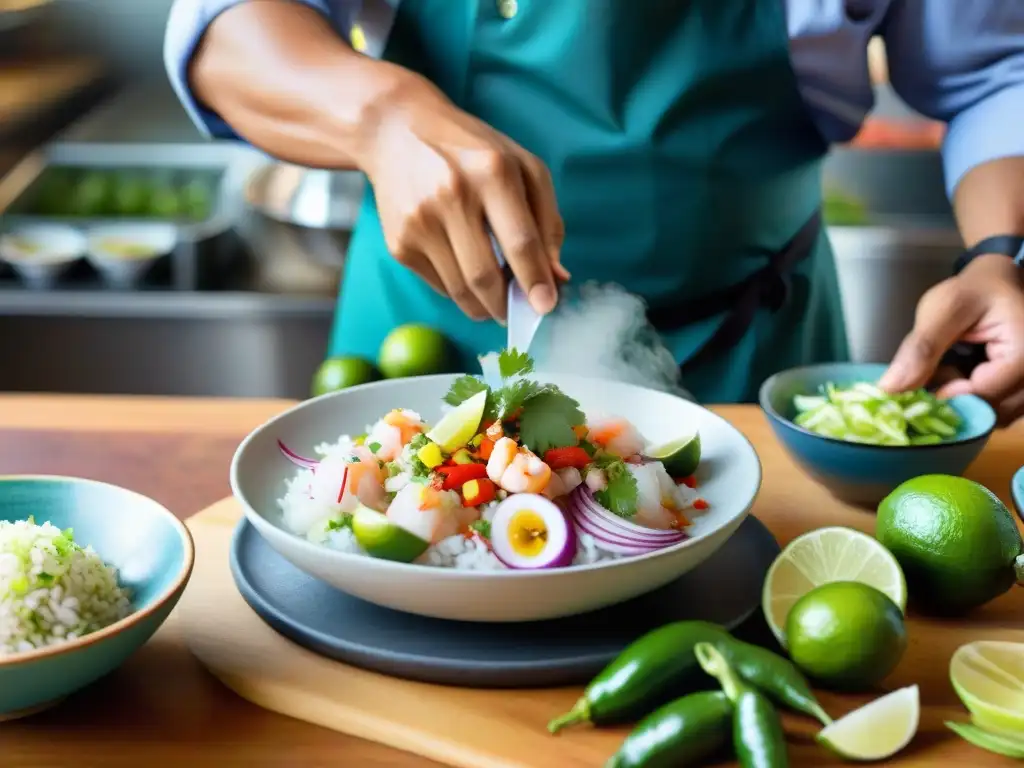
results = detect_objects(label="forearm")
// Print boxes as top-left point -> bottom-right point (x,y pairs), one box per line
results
954,156 -> 1024,248
188,0 -> 405,169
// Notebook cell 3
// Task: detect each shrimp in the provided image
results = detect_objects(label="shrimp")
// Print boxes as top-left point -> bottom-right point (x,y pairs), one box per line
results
544,467 -> 582,500
367,409 -> 424,461
386,482 -> 463,544
486,437 -> 519,484
587,417 -> 645,460
486,436 -> 553,494
499,452 -> 552,494
627,462 -> 679,530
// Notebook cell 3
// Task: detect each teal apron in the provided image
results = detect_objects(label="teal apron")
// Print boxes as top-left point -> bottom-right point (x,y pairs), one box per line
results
329,0 -> 848,404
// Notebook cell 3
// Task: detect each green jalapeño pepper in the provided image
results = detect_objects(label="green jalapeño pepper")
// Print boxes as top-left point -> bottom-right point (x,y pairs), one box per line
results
548,621 -> 729,733
605,691 -> 732,768
695,642 -> 789,768
547,621 -> 830,734
714,637 -> 832,726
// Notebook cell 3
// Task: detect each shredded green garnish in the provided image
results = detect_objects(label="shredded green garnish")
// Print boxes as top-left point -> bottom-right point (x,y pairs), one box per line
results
407,433 -> 432,477
367,441 -> 381,454
793,381 -> 962,446
468,519 -> 492,539
592,453 -> 639,518
326,515 -> 353,532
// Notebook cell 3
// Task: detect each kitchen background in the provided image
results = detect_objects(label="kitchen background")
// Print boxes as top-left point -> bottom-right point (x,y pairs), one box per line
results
0,0 -> 962,401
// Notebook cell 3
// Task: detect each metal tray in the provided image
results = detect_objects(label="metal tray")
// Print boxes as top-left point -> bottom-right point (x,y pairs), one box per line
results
0,142 -> 254,291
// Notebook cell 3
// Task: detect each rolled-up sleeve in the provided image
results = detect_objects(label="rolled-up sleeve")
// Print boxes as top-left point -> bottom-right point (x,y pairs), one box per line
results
881,1 -> 1024,198
163,0 -> 334,140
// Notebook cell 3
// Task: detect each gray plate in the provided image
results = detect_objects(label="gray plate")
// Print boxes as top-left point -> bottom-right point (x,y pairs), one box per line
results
230,515 -> 780,688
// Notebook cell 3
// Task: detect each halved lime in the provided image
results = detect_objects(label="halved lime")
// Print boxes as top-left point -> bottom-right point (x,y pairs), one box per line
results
817,685 -> 919,761
950,641 -> 1024,736
762,526 -> 907,645
351,504 -> 429,562
647,433 -> 701,478
946,721 -> 1024,758
426,389 -> 487,453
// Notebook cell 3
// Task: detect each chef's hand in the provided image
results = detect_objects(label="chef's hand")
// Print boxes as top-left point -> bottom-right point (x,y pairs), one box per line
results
360,70 -> 568,322
879,255 -> 1024,425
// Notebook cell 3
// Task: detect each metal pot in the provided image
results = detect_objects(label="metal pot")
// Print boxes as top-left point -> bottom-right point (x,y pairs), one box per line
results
239,162 -> 366,296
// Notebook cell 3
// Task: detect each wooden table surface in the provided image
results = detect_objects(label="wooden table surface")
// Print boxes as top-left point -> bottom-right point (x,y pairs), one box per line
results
0,394 -> 1021,768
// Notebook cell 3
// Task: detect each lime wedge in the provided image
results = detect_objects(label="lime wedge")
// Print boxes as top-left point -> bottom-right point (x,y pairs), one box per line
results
947,720 -> 1024,758
426,389 -> 488,453
817,685 -> 919,761
950,641 -> 1024,735
351,504 -> 429,562
647,433 -> 701,478
762,526 -> 907,645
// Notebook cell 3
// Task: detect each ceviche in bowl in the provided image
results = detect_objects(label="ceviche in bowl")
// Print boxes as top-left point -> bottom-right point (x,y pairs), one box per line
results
231,350 -> 762,622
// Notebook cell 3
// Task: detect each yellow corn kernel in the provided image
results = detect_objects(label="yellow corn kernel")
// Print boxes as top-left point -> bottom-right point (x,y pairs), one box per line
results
417,441 -> 444,469
462,479 -> 481,502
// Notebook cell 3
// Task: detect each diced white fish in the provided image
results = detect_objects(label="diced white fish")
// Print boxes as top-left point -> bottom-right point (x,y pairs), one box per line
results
587,417 -> 645,459
627,462 -> 678,530
386,482 -> 465,544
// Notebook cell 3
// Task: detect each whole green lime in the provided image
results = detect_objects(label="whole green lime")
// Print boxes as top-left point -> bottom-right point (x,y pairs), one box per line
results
377,325 -> 453,379
311,357 -> 380,396
785,581 -> 907,691
876,475 -> 1024,616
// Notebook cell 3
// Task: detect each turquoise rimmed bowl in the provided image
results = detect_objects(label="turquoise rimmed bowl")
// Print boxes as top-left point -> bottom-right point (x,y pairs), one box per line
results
0,476 -> 194,720
759,363 -> 997,507
1012,466 -> 1024,524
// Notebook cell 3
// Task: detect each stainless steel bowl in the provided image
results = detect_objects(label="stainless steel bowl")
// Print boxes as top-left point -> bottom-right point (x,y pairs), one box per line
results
239,162 -> 366,295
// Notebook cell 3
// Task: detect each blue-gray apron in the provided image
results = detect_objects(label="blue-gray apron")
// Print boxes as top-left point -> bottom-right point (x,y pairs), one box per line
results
329,0 -> 848,403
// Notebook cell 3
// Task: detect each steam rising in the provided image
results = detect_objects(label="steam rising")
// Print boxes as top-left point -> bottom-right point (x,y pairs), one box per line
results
533,282 -> 695,400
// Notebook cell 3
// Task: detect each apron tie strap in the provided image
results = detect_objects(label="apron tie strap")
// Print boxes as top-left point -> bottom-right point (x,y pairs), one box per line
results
646,210 -> 822,374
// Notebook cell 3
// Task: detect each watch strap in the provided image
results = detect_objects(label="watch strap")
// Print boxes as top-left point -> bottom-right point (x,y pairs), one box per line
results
954,235 -> 1024,275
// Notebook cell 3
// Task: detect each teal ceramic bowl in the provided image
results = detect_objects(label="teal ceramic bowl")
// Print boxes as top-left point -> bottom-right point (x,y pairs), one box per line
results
759,363 -> 997,507
1012,466 -> 1024,524
0,476 -> 194,720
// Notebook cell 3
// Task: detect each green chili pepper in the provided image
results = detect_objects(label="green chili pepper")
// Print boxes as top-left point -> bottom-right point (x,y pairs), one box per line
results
713,637 -> 832,726
605,691 -> 733,768
695,643 -> 789,768
547,621 -> 830,734
548,621 -> 729,733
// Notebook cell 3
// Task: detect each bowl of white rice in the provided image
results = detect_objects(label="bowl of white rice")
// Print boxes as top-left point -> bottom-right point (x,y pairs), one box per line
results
231,372 -> 762,622
0,476 -> 194,720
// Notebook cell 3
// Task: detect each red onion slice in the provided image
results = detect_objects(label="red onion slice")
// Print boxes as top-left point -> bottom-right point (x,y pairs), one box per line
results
278,440 -> 319,470
572,516 -> 667,556
571,486 -> 684,540
569,496 -> 684,547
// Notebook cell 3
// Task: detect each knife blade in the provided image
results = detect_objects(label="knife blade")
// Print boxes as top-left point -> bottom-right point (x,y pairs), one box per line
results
489,232 -> 544,355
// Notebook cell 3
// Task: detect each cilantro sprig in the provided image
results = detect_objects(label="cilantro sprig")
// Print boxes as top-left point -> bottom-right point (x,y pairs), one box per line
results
592,453 -> 639,518
443,349 -> 584,453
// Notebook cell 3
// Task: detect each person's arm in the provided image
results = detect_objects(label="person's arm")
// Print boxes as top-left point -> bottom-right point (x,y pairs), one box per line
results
163,0 -> 565,320
876,1 -> 1024,423
172,0 -> 399,169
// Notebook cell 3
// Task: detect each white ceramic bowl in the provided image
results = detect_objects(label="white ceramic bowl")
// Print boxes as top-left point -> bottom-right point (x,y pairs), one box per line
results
86,223 -> 177,288
0,225 -> 86,288
230,374 -> 762,622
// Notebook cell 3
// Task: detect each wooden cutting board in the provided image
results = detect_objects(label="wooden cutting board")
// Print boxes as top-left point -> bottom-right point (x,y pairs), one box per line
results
179,498 -> 622,768
178,498 -> 1024,768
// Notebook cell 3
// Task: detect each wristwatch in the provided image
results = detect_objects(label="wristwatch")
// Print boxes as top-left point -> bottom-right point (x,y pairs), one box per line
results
953,235 -> 1024,275
943,235 -> 1024,376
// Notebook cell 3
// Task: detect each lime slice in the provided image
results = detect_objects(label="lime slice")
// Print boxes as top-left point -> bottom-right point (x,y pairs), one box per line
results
950,641 -> 1024,735
351,504 -> 429,562
946,721 -> 1024,758
762,526 -> 907,645
426,389 -> 487,453
647,433 -> 701,478
817,685 -> 919,761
